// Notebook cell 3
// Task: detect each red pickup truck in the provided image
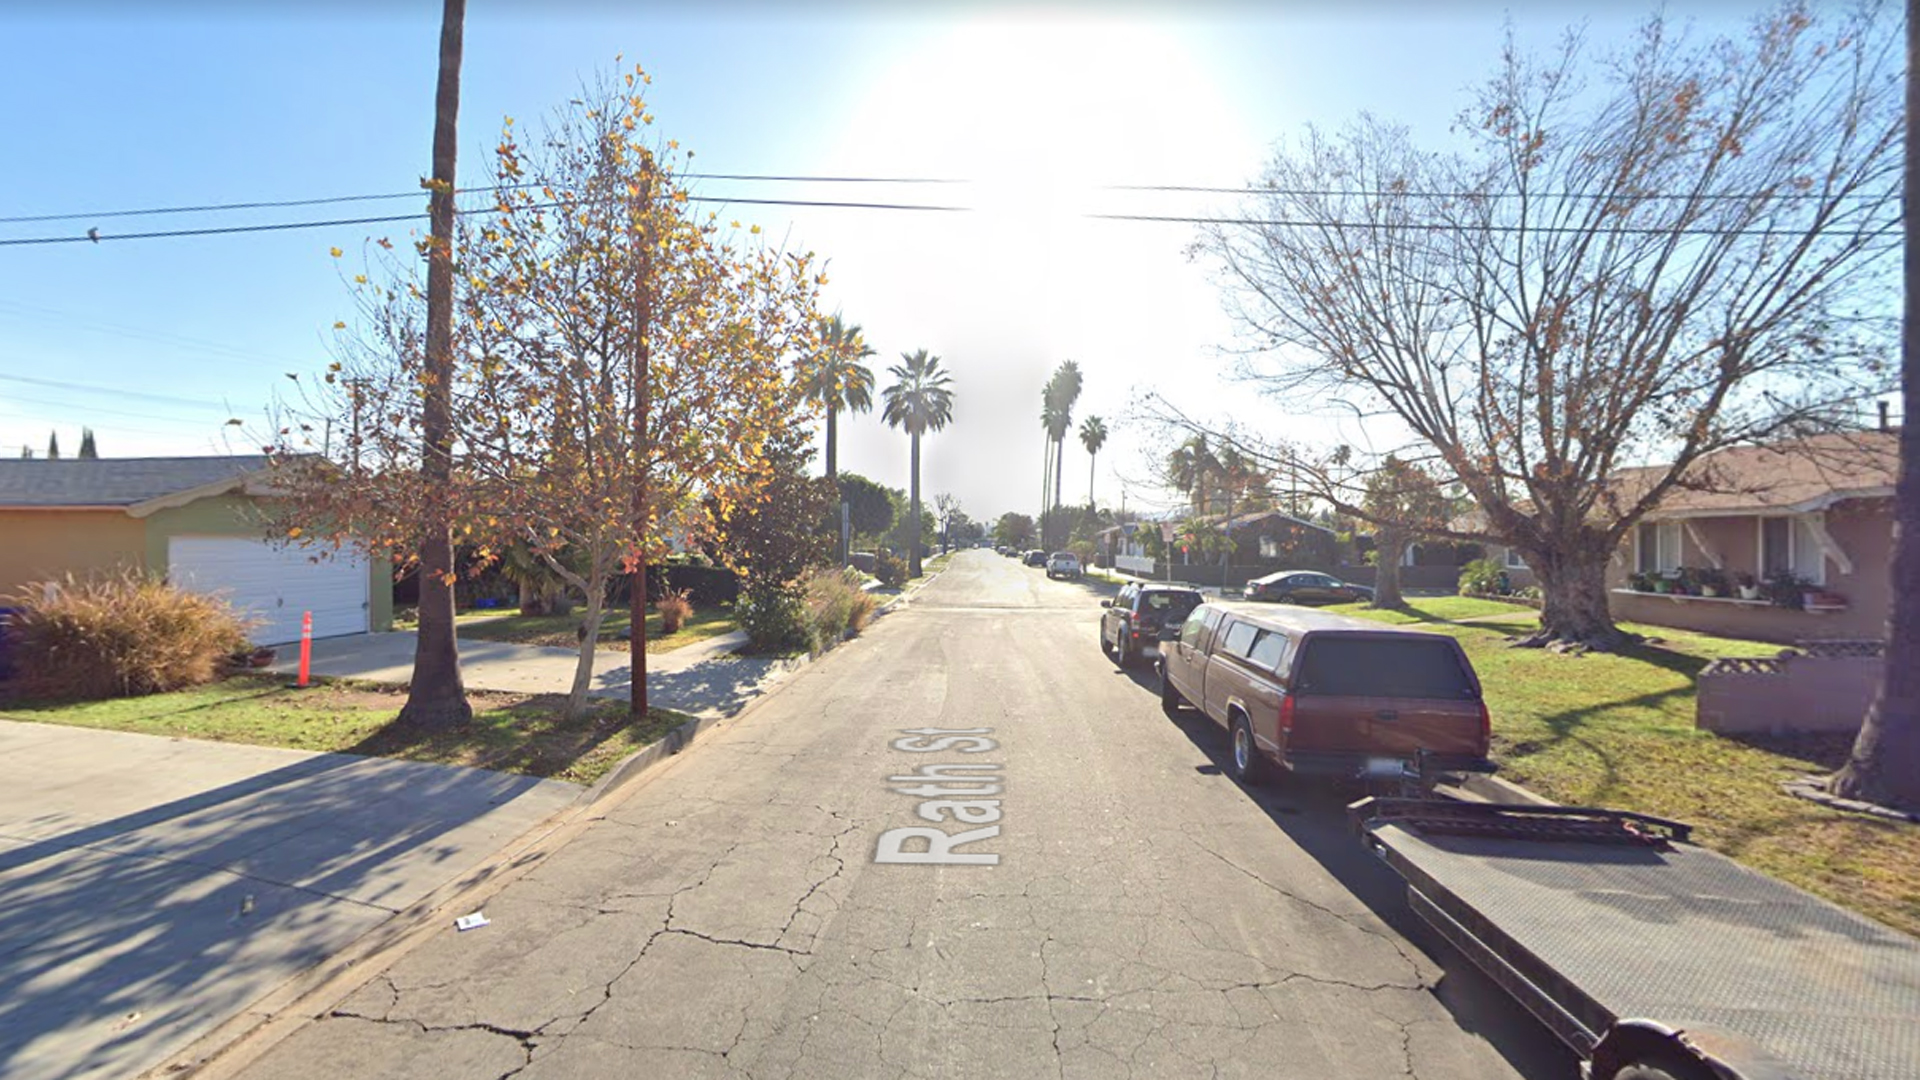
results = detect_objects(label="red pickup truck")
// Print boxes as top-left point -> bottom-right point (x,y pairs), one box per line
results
1157,601 -> 1496,788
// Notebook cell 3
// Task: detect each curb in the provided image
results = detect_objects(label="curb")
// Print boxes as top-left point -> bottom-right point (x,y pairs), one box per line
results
1455,772 -> 1558,807
154,633 -> 831,1079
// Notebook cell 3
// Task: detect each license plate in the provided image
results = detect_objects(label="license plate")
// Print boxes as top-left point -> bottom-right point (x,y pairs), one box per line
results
1364,756 -> 1410,779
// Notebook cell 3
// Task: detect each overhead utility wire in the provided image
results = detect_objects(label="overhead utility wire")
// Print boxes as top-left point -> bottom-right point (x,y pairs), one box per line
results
0,174 -> 968,226
1,175 -> 1875,227
0,195 -> 972,247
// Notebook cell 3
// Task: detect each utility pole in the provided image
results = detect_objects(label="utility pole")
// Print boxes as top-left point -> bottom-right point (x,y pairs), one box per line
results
628,161 -> 655,721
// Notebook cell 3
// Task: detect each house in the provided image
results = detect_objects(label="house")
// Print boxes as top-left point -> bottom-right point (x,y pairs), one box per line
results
0,456 -> 392,645
1098,509 -> 1342,585
1606,431 -> 1899,643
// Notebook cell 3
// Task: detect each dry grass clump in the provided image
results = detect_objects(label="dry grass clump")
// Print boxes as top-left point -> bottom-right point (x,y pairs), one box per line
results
7,572 -> 253,701
655,587 -> 694,634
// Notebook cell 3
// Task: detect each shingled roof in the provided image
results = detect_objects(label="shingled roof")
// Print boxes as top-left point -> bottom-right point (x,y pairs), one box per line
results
0,455 -> 272,509
1621,432 -> 1899,518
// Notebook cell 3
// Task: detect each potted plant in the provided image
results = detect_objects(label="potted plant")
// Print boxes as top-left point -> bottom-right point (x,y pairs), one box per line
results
1763,570 -> 1809,609
1627,571 -> 1654,593
1733,571 -> 1761,601
1696,567 -> 1729,598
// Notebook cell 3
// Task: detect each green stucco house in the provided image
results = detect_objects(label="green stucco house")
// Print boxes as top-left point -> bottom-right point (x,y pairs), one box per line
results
0,455 -> 392,644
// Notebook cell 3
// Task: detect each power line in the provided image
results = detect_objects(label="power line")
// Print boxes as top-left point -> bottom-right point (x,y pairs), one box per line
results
0,372 -> 236,410
0,196 -> 1895,249
0,173 -> 969,226
0,390 -> 234,426
2,174 -> 1878,229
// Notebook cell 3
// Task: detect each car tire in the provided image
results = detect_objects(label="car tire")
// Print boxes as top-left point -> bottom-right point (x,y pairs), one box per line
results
1115,637 -> 1133,669
1612,1058 -> 1715,1080
1159,663 -> 1184,715
1228,713 -> 1272,786
1100,628 -> 1115,657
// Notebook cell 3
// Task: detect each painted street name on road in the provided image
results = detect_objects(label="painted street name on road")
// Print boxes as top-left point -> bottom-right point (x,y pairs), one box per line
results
873,727 -> 1003,865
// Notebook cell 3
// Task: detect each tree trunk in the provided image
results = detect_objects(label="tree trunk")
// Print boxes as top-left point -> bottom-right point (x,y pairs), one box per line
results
397,0 -> 472,730
908,432 -> 923,578
567,569 -> 608,720
1088,450 -> 1096,511
1517,540 -> 1628,650
1040,428 -> 1050,525
1053,436 -> 1065,522
1832,0 -> 1920,811
824,406 -> 838,481
1373,531 -> 1407,609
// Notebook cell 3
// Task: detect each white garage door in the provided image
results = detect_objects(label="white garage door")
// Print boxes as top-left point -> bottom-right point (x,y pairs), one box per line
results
168,536 -> 369,645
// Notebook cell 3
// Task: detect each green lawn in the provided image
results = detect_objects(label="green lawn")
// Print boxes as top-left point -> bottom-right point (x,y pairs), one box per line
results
0,676 -> 686,786
455,604 -> 737,653
1331,598 -> 1920,937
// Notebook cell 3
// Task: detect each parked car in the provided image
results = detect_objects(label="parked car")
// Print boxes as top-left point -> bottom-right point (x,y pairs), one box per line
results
1100,584 -> 1204,668
1045,551 -> 1082,579
1023,550 -> 1048,567
1157,601 -> 1494,789
1243,570 -> 1373,605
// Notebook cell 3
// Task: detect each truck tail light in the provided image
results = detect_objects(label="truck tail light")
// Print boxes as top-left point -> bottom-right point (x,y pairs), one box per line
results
1477,700 -> 1491,749
1278,692 -> 1295,735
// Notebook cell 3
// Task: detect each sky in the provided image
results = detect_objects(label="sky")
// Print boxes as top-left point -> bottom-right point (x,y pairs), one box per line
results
0,0 -> 1775,527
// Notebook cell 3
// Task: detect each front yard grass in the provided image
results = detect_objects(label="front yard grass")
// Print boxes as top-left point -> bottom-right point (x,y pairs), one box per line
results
0,676 -> 686,786
456,604 -> 736,653
1331,598 -> 1920,937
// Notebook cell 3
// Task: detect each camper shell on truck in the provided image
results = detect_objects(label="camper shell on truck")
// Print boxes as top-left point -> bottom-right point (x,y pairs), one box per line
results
1156,601 -> 1496,788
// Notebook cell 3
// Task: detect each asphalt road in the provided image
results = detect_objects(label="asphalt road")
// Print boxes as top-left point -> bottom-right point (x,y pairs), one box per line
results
237,550 -> 1572,1079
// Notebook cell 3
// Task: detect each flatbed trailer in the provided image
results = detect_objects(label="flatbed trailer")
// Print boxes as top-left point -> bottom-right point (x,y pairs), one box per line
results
1350,798 -> 1920,1080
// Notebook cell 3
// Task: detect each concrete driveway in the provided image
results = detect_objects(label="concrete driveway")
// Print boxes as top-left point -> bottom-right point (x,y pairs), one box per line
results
275,629 -> 800,719
0,718 -> 577,1080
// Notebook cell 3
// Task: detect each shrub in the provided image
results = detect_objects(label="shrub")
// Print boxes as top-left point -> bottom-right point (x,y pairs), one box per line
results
802,569 -> 856,655
847,587 -> 878,633
736,580 -> 810,653
8,572 -> 252,700
1457,558 -> 1505,595
874,550 -> 908,588
640,563 -> 738,607
1068,540 -> 1096,567
655,587 -> 693,634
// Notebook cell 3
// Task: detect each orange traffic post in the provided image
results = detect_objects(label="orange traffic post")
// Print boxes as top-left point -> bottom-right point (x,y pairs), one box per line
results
298,610 -> 313,688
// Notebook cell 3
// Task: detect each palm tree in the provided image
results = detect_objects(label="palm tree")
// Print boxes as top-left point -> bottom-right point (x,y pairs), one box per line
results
400,0 -> 474,730
882,349 -> 955,578
801,313 -> 876,481
1044,361 -> 1083,516
1166,434 -> 1217,515
1079,415 -> 1106,509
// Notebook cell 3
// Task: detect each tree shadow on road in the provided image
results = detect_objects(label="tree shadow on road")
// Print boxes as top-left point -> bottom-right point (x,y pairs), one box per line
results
0,752 -> 562,1080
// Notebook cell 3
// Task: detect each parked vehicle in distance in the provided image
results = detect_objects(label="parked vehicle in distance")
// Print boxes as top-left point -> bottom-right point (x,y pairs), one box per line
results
1157,601 -> 1494,789
1100,584 -> 1204,668
1243,570 -> 1373,605
1045,552 -> 1082,579
1023,550 -> 1048,567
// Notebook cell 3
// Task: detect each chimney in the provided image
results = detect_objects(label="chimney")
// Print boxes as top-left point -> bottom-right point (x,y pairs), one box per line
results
1879,401 -> 1892,433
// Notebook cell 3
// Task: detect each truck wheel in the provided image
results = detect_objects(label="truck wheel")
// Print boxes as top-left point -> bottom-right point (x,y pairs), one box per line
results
1159,664 -> 1184,715
1116,638 -> 1135,669
1229,714 -> 1272,786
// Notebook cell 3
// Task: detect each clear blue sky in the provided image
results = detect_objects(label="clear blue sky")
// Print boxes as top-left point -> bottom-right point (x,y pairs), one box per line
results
0,0 -> 1766,520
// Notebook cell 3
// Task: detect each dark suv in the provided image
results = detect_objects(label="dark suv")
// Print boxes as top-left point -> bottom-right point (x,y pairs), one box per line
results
1099,584 -> 1204,668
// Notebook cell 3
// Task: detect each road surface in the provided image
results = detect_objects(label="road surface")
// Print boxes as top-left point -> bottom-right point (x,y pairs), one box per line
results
238,550 -> 1570,1079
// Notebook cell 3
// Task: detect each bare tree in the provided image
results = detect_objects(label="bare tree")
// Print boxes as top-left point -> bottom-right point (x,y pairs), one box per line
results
1192,2 -> 1901,649
1832,0 -> 1920,811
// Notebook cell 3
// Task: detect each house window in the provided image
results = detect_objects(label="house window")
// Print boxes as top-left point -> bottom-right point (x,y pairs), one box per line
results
1504,547 -> 1528,570
1636,522 -> 1682,573
1259,536 -> 1278,559
1758,514 -> 1826,586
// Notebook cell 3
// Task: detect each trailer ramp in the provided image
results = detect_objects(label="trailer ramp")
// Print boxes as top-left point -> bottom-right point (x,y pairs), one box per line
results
1353,799 -> 1920,1080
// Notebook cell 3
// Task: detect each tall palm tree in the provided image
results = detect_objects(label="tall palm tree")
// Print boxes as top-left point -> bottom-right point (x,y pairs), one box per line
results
802,313 -> 876,481
1079,415 -> 1107,509
1044,361 -> 1083,518
882,349 -> 955,578
400,0 -> 473,730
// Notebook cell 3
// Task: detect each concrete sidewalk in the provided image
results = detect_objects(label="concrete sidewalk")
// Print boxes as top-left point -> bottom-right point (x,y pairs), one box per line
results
0,720 -> 576,1080
272,628 -> 802,719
